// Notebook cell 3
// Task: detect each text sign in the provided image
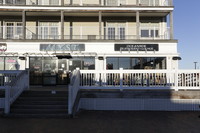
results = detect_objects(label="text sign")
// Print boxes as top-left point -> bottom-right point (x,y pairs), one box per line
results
115,44 -> 159,51
40,44 -> 85,51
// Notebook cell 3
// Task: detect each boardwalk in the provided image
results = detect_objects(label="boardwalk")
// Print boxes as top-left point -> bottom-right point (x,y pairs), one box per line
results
1,111 -> 200,133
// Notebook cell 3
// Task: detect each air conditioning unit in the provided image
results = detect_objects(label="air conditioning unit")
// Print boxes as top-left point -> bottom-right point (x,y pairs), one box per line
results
14,35 -> 20,39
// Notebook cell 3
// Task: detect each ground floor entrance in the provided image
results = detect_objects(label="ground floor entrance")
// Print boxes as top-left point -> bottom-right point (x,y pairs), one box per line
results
30,57 -> 70,85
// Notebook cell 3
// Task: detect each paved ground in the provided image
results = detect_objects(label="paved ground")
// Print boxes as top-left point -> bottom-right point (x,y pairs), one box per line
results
1,111 -> 200,133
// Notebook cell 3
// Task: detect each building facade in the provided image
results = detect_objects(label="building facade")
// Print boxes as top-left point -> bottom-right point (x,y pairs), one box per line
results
0,0 -> 178,86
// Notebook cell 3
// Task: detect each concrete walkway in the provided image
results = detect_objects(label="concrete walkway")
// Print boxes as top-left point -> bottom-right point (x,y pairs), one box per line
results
1,111 -> 200,133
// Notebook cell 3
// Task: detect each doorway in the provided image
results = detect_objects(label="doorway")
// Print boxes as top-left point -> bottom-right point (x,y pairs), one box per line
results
29,57 -> 70,86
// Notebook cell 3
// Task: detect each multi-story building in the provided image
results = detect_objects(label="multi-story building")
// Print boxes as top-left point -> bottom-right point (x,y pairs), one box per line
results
0,0 -> 178,86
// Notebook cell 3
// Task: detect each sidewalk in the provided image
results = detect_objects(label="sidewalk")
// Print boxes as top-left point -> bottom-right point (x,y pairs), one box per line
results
1,111 -> 200,133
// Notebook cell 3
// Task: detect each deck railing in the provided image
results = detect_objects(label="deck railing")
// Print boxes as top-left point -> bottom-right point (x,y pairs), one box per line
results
0,26 -> 170,40
79,69 -> 200,90
0,69 -> 29,114
0,0 -> 172,6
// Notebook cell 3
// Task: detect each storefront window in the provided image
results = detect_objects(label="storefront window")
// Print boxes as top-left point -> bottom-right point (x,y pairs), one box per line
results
69,57 -> 95,71
5,57 -> 18,70
0,57 -> 4,70
107,57 -> 166,70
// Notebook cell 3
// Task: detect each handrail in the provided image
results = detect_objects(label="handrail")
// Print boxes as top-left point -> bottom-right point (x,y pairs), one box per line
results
68,68 -> 81,116
0,69 -> 29,114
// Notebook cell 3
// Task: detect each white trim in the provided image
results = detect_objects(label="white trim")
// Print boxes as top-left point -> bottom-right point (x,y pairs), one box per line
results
0,6 -> 174,11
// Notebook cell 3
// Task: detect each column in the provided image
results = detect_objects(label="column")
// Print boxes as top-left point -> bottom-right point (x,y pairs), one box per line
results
170,11 -> 174,39
1,20 -> 3,39
61,0 -> 64,6
22,10 -> 26,40
99,11 -> 102,39
70,0 -> 73,5
136,0 -> 139,6
99,0 -> 102,5
61,10 -> 64,40
136,11 -> 140,39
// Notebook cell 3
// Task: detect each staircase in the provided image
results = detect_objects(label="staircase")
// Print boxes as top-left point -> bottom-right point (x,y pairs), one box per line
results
9,90 -> 69,118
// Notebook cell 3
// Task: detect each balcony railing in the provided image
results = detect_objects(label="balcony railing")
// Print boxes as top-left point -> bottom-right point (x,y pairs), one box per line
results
0,26 -> 170,40
0,0 -> 173,6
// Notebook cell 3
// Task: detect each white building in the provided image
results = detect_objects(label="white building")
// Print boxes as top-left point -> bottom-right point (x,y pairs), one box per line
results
0,0 -> 179,86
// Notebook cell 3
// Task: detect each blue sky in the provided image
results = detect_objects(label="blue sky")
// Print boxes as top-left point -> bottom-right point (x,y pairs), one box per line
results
174,0 -> 200,69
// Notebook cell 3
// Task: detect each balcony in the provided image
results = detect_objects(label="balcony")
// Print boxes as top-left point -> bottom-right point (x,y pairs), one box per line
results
0,0 -> 173,6
0,25 -> 170,40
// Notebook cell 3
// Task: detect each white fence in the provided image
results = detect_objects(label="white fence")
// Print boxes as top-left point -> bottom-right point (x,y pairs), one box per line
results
68,68 -> 81,115
79,69 -> 200,90
0,69 -> 29,114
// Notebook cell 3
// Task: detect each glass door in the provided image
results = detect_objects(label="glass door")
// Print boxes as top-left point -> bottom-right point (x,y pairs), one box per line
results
43,57 -> 57,85
57,59 -> 69,85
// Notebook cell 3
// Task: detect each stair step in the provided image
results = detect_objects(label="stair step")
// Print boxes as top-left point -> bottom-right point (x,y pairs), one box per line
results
17,97 -> 68,101
6,114 -> 70,118
11,105 -> 68,109
14,101 -> 68,105
11,109 -> 68,114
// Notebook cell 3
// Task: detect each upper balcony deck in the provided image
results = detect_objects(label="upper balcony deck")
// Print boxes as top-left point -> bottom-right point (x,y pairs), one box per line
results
0,0 -> 173,7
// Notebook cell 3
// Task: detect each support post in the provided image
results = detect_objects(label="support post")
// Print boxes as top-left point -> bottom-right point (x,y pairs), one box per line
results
61,10 -> 64,40
22,10 -> 26,40
61,0 -> 64,6
5,86 -> 11,114
136,0 -> 139,6
99,11 -> 102,40
136,11 -> 140,39
170,11 -> 174,39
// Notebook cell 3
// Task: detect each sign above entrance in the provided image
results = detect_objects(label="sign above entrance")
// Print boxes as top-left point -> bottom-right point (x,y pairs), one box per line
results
0,43 -> 7,51
40,44 -> 85,51
115,44 -> 159,51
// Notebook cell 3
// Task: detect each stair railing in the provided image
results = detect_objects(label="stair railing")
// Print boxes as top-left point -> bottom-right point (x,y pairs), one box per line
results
68,68 -> 80,116
0,69 -> 29,114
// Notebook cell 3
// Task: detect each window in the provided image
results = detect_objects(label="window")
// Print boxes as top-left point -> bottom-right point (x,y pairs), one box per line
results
107,22 -> 126,40
39,22 -> 59,39
107,57 -> 166,70
5,22 -> 23,39
69,57 -> 95,71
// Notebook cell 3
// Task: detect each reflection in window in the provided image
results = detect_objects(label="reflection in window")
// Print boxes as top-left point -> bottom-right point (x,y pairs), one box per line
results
69,57 -> 95,71
5,57 -> 18,70
107,57 -> 166,70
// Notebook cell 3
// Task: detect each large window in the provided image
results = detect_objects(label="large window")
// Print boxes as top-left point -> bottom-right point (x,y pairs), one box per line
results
69,57 -> 95,71
107,57 -> 166,70
39,22 -> 59,39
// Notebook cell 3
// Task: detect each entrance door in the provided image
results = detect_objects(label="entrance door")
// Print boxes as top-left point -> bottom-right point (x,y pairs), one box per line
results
30,57 -> 69,86
57,59 -> 69,85
43,57 -> 57,85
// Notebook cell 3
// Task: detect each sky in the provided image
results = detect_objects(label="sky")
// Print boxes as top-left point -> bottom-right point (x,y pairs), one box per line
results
174,0 -> 200,69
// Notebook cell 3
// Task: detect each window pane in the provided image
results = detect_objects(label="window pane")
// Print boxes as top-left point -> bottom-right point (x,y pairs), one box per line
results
107,57 -> 118,70
141,30 -> 149,37
5,57 -> 18,70
82,58 -> 95,70
119,58 -> 130,69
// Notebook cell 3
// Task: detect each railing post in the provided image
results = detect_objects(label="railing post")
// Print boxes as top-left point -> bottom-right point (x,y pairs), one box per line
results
175,70 -> 179,91
25,68 -> 30,90
120,68 -> 123,91
5,86 -> 11,114
68,85 -> 72,115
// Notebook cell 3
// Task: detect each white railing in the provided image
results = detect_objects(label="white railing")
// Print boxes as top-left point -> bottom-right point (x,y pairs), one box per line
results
0,25 -> 170,40
68,68 -> 80,115
0,69 -> 29,114
0,0 -> 172,6
79,69 -> 200,90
